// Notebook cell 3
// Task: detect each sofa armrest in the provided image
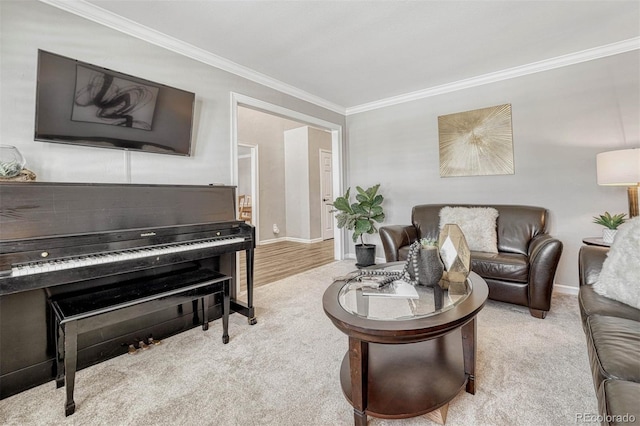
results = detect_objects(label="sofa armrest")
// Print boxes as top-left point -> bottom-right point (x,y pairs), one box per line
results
379,225 -> 418,262
579,245 -> 609,287
527,234 -> 563,312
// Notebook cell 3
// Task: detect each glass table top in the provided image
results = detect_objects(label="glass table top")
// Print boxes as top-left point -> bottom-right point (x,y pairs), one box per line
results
338,263 -> 472,321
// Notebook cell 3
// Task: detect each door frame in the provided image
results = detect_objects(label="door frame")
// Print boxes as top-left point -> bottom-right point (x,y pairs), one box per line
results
230,92 -> 344,262
237,143 -> 259,241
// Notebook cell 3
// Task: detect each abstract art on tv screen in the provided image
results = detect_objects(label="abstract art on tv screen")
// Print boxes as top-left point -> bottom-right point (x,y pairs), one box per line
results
72,65 -> 160,131
438,103 -> 514,177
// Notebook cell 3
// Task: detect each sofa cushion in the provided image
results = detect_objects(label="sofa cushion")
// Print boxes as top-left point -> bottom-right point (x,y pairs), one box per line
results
438,206 -> 499,253
579,285 -> 640,327
471,251 -> 529,283
593,217 -> 640,310
597,379 -> 640,426
586,315 -> 640,389
411,204 -> 548,255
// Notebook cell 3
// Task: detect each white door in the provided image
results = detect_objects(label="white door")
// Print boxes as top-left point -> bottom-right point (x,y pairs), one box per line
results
320,149 -> 334,240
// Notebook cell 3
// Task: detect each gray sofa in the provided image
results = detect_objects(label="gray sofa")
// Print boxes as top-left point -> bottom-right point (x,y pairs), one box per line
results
379,204 -> 563,318
578,246 -> 640,425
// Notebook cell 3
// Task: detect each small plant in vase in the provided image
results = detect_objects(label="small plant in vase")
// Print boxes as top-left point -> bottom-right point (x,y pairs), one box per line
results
419,238 -> 438,248
593,212 -> 627,244
403,238 -> 444,286
330,184 -> 385,267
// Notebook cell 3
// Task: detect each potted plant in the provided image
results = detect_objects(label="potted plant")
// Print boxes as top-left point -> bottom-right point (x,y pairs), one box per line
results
593,211 -> 627,243
404,238 -> 443,287
331,184 -> 385,267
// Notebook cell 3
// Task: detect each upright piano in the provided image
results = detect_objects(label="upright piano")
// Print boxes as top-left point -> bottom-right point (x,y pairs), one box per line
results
0,182 -> 255,399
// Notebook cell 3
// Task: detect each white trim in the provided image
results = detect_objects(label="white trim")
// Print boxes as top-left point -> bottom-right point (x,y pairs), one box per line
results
553,283 -> 579,296
346,37 -> 640,115
343,254 -> 387,265
39,1 -> 638,116
259,237 -> 324,245
38,0 -> 345,115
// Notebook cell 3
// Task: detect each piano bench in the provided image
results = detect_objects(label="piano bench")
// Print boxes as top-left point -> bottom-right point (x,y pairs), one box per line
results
48,268 -> 231,417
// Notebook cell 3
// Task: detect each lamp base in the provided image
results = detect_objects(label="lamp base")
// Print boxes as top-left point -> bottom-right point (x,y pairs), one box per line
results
629,185 -> 639,218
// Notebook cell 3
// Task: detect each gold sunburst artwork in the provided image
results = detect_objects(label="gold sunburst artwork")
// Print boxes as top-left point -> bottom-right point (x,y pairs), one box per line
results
438,103 -> 514,177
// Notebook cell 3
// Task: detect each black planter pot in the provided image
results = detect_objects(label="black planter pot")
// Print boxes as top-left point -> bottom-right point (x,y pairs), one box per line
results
355,244 -> 376,267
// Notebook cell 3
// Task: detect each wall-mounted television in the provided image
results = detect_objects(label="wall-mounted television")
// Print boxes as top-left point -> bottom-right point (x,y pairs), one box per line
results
34,50 -> 195,156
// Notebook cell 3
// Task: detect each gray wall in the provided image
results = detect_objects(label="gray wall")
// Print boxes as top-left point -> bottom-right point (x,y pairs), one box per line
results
0,1 -> 344,185
346,51 -> 639,289
237,107 -> 307,242
283,126 -> 332,241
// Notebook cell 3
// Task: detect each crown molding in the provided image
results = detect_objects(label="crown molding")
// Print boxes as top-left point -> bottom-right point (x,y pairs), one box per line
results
38,0 -> 346,115
346,37 -> 640,115
39,1 -> 638,117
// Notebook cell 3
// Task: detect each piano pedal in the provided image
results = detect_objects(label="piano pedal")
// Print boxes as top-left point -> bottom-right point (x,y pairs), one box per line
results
138,340 -> 150,351
127,344 -> 139,355
147,336 -> 162,346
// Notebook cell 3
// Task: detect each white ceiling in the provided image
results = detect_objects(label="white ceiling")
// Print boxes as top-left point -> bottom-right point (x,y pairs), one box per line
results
58,1 -> 639,113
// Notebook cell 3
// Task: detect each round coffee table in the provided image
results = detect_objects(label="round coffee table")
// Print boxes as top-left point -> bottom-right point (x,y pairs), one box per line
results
323,263 -> 488,425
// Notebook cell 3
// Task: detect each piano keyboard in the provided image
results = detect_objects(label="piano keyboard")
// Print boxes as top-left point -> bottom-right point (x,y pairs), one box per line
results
11,236 -> 246,277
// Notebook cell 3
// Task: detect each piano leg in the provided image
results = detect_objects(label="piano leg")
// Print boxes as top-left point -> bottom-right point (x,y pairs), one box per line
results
63,320 -> 78,416
229,249 -> 257,324
54,314 -> 65,388
191,300 -> 200,326
222,280 -> 230,344
201,295 -> 209,331
245,248 -> 257,325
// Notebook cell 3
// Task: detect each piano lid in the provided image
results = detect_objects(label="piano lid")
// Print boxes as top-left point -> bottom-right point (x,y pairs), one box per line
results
0,183 -> 237,241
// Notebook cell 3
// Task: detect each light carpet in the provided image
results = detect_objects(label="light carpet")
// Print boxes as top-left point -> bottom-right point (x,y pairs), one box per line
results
0,260 -> 597,426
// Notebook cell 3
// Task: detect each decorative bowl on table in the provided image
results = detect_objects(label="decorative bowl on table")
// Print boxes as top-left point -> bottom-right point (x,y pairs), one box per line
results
0,145 -> 26,178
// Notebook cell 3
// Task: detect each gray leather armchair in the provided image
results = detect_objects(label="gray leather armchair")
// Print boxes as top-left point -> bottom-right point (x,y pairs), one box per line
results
380,204 -> 563,318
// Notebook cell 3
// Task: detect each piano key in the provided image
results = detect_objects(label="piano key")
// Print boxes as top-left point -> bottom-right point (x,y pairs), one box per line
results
10,236 -> 246,277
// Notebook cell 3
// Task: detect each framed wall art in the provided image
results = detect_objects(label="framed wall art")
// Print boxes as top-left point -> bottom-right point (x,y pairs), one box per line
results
438,103 -> 514,177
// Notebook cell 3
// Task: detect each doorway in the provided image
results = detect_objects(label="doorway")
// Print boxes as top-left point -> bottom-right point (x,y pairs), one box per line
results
231,93 -> 344,289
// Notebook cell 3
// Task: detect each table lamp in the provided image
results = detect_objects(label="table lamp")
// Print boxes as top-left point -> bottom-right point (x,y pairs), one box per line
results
596,148 -> 640,217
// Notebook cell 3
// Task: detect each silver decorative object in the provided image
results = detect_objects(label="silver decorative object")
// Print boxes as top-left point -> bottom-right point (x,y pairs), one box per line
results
438,224 -> 471,287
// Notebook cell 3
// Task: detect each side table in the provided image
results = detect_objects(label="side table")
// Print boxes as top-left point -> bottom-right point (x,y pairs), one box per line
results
582,237 -> 611,247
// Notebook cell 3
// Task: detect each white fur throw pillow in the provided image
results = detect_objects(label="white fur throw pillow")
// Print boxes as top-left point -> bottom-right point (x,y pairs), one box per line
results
593,216 -> 640,310
439,207 -> 499,253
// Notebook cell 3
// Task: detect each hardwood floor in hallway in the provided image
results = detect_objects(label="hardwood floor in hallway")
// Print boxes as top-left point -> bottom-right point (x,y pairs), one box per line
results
239,239 -> 335,291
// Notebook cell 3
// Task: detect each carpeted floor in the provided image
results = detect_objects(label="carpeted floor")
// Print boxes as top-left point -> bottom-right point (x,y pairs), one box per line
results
0,260 -> 597,426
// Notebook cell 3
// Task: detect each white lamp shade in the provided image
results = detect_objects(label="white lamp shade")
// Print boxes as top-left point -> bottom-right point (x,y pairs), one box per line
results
596,148 -> 640,186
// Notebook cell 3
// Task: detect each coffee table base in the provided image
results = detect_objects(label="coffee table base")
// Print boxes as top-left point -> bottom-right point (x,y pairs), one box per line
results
426,404 -> 449,424
339,330 -> 467,423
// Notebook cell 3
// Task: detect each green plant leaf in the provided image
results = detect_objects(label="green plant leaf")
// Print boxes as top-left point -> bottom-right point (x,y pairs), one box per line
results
330,184 -> 385,241
593,211 -> 626,229
355,218 -> 373,233
371,213 -> 385,223
332,196 -> 352,212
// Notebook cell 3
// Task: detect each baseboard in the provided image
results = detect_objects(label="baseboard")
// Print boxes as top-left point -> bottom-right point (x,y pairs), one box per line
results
553,283 -> 579,296
343,254 -> 387,265
259,237 -> 324,245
